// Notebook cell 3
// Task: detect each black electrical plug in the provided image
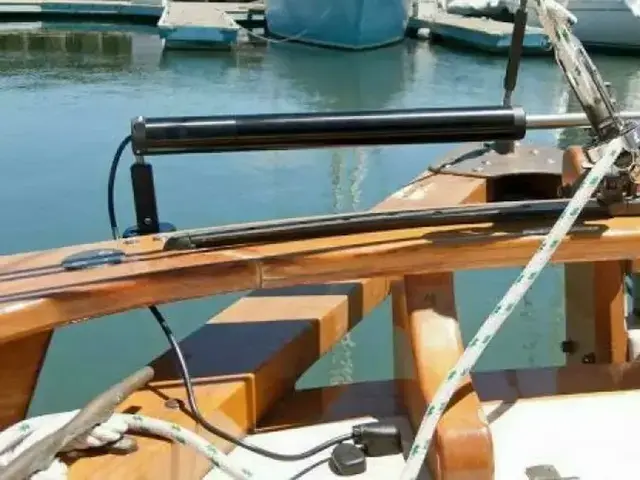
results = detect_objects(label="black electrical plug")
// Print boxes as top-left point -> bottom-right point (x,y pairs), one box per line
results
352,421 -> 403,457
329,443 -> 367,476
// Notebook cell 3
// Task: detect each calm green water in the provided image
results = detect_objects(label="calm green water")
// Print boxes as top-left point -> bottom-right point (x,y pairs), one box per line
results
1,23 -> 639,415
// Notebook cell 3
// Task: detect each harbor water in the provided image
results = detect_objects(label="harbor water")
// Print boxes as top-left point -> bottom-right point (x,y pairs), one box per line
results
0,23 -> 639,415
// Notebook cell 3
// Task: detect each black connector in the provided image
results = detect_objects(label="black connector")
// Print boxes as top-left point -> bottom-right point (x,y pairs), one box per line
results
352,422 -> 403,458
329,444 -> 366,477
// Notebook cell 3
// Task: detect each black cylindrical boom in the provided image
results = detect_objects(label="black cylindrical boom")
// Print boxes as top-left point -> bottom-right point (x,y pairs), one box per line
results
131,106 -> 526,156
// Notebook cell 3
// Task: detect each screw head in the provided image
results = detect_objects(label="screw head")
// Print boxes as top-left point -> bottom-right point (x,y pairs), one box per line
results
582,353 -> 596,364
561,340 -> 576,354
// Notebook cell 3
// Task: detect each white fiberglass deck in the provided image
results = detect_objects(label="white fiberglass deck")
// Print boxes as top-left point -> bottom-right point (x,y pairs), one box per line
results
484,389 -> 640,479
225,415 -> 427,479
222,388 -> 640,479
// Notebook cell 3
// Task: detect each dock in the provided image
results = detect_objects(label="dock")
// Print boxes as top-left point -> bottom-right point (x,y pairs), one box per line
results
0,0 -> 550,54
0,0 -> 265,29
158,2 -> 240,49
408,6 -> 550,54
0,0 -> 163,22
157,1 -> 265,48
0,0 -> 266,48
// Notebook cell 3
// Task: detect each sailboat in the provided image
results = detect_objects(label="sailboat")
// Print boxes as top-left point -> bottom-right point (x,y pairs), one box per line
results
447,0 -> 640,50
524,0 -> 640,50
3,3 -> 640,480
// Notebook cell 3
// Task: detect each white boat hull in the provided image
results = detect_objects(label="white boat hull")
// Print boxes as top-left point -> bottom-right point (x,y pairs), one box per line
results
447,0 -> 640,50
528,0 -> 640,51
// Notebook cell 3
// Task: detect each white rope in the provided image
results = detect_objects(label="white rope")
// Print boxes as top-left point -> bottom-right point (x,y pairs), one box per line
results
0,412 -> 257,480
398,1 -> 626,478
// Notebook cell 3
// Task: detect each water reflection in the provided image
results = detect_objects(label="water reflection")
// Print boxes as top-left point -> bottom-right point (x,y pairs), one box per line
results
327,148 -> 368,386
0,24 -> 162,82
0,24 -> 133,56
266,41 -> 417,111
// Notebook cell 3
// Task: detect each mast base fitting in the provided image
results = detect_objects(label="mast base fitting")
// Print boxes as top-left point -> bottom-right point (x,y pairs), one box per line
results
561,122 -> 640,205
123,221 -> 177,239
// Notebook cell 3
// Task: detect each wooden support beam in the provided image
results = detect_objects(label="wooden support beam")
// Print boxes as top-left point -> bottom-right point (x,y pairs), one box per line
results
390,172 -> 492,480
0,331 -> 52,429
393,273 -> 492,480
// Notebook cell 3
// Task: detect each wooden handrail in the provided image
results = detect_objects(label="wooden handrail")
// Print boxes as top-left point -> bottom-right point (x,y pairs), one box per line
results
1,210 -> 640,343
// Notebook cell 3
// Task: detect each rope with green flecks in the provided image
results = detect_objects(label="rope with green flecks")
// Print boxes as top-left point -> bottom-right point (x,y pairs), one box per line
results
398,2 -> 627,479
0,412 -> 256,479
399,132 -> 624,480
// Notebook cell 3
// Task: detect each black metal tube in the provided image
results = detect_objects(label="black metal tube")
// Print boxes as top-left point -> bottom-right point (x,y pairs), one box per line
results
162,197 -> 631,251
131,106 -> 526,156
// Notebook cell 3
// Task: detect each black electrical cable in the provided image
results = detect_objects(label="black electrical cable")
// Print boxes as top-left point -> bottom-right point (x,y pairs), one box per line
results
148,305 -> 351,461
107,135 -> 131,240
107,137 -> 351,462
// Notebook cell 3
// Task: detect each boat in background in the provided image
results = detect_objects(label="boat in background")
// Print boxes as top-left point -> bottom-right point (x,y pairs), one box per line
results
265,0 -> 412,50
446,0 -> 640,51
525,0 -> 640,51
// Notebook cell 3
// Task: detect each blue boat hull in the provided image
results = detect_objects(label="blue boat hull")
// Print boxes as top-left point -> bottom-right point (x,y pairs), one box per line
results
266,0 -> 411,50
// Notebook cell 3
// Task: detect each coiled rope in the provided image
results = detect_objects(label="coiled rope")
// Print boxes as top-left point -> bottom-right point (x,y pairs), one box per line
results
0,412 -> 256,479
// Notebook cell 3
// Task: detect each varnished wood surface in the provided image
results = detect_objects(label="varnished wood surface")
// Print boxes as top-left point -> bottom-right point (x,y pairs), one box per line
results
0,331 -> 52,429
3,175 -> 640,342
562,146 -> 629,365
69,275 -> 388,478
257,380 -> 402,433
67,169 -> 488,478
390,171 -> 492,479
393,274 -> 493,480
4,142 -> 637,479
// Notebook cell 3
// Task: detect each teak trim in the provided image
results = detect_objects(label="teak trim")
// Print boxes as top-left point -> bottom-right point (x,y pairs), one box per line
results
3,197 -> 640,342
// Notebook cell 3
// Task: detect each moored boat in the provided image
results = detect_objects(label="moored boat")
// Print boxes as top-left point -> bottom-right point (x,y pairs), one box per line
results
526,0 -> 640,51
265,0 -> 412,50
446,0 -> 640,50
